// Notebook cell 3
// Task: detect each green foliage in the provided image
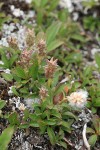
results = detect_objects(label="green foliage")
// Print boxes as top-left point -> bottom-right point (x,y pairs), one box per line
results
0,47 -> 20,69
8,112 -> 20,126
82,0 -> 99,8
32,0 -> 59,25
29,99 -> 76,148
32,0 -> 86,53
86,81 -> 100,113
13,66 -> 26,79
87,115 -> 100,147
1,73 -> 13,81
95,53 -> 100,71
0,12 -> 11,30
83,16 -> 100,32
46,22 -> 63,52
0,99 -> 6,110
0,126 -> 14,150
47,127 -> 56,145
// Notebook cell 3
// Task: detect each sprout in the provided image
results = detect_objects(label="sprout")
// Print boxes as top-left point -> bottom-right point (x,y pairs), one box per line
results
45,57 -> 58,78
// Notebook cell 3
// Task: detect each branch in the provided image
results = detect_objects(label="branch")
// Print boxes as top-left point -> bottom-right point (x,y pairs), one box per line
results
63,137 -> 73,147
82,123 -> 90,150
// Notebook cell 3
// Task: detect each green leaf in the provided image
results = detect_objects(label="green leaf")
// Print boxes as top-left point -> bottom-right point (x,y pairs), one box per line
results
83,66 -> 92,77
92,115 -> 100,133
11,87 -> 19,96
40,0 -> 48,7
65,52 -> 82,63
33,0 -> 41,7
19,87 -> 28,94
39,125 -> 47,134
1,54 -> 9,68
30,122 -> 39,127
93,98 -> 100,107
37,10 -> 44,25
47,40 -> 63,52
61,121 -> 70,130
8,112 -> 20,126
46,22 -> 61,46
59,141 -> 67,149
54,84 -> 65,96
86,127 -> 95,134
73,82 -> 81,89
9,55 -> 18,67
19,124 -> 29,129
0,126 -> 14,150
49,0 -> 59,11
71,34 -> 86,42
42,110 -> 50,119
0,100 -> 6,109
58,9 -> 68,22
51,109 -> 61,119
44,119 -> 56,125
29,59 -> 38,79
47,127 -> 56,145
23,109 -> 30,121
88,134 -> 97,147
1,73 -> 13,81
86,101 -> 92,108
52,71 -> 62,87
63,112 -> 78,120
95,53 -> 100,69
14,66 -> 26,79
91,107 -> 97,114
61,120 -> 73,133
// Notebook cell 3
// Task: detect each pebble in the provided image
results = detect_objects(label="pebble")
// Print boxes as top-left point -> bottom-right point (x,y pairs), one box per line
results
24,98 -> 40,109
91,48 -> 100,58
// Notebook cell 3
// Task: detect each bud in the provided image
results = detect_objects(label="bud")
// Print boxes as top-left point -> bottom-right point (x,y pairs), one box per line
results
37,39 -> 46,56
45,57 -> 58,78
26,28 -> 35,48
19,49 -> 33,66
39,87 -> 48,100
7,37 -> 18,49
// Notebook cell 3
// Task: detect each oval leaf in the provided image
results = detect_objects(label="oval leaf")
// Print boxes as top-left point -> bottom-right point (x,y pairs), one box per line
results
0,126 -> 14,150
